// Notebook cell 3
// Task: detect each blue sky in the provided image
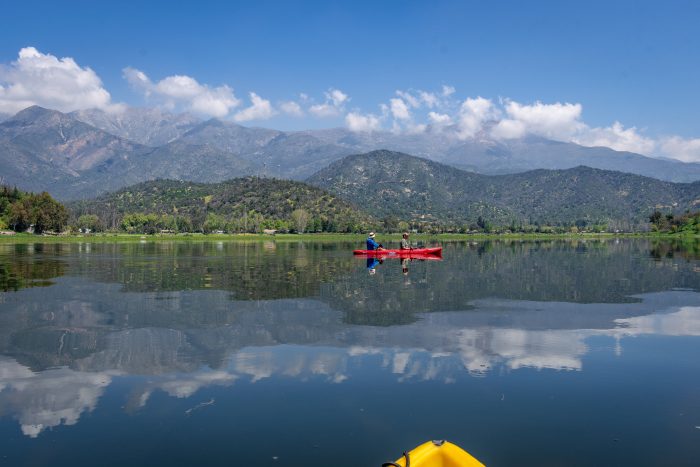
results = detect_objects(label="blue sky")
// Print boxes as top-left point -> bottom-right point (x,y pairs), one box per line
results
1,0 -> 699,160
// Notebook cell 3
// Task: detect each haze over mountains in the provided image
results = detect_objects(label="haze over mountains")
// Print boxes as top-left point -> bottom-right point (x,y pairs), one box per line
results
2,105 -> 700,202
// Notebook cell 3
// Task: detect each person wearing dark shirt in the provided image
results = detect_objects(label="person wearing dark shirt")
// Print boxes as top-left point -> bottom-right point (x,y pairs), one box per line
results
366,232 -> 383,250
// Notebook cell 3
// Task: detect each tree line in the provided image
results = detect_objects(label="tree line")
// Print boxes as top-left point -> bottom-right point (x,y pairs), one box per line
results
3,183 -> 698,236
649,210 -> 700,234
0,186 -> 68,233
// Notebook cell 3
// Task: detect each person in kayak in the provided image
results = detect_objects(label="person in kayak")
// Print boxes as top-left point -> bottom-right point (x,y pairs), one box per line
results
400,232 -> 412,250
366,232 -> 383,251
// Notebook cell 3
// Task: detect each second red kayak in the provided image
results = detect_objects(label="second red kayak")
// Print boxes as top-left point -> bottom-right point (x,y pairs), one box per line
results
353,247 -> 442,257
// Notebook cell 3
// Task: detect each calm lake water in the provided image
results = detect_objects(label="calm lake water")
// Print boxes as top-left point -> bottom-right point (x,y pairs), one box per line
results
0,238 -> 699,466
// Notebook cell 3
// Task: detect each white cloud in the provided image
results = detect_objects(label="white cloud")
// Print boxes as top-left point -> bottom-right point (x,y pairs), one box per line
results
309,104 -> 340,118
658,136 -> 700,163
395,89 -> 441,110
309,88 -> 349,118
442,85 -> 456,97
0,47 -> 118,114
457,97 -> 498,139
328,88 -> 348,106
345,112 -> 382,132
405,122 -> 427,134
309,103 -> 339,117
492,100 -> 583,141
123,66 -> 240,118
396,90 -> 421,108
389,98 -> 411,121
574,122 -> 656,155
428,111 -> 452,126
233,92 -> 276,122
279,100 -> 304,117
419,91 -> 439,108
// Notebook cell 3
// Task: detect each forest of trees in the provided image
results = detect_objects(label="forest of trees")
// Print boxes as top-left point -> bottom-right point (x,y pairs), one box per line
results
68,178 -> 377,234
3,180 -> 698,236
0,186 -> 68,233
649,210 -> 700,234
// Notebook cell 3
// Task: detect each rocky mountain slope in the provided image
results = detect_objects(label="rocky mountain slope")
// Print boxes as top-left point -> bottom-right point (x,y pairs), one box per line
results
71,107 -> 200,146
0,107 -> 254,199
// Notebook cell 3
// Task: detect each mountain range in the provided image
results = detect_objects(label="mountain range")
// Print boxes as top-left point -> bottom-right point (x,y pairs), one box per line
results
65,149 -> 700,229
2,105 -> 700,201
307,150 -> 700,226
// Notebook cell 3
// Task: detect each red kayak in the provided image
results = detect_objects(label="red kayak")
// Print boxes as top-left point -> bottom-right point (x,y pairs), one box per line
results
353,247 -> 442,257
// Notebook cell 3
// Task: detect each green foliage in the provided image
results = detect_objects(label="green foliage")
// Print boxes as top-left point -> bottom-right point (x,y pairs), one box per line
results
290,208 -> 310,233
203,213 -> 227,233
75,214 -> 104,233
2,188 -> 68,233
121,213 -> 161,234
69,177 -> 375,234
649,210 -> 700,234
0,186 -> 23,229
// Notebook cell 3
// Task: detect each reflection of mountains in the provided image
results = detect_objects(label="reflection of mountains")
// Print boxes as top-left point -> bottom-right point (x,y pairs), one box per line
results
1,279 -> 700,437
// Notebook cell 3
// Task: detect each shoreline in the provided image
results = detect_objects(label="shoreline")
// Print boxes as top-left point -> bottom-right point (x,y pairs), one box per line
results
0,232 -> 697,244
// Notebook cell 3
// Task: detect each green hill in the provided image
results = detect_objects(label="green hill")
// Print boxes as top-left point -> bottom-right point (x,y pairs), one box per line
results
70,177 -> 374,233
307,150 -> 700,229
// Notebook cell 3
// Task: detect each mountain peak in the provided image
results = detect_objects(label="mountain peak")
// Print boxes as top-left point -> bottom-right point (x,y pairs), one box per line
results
5,105 -> 66,124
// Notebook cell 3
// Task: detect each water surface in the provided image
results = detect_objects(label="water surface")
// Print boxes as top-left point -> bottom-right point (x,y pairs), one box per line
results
0,239 -> 699,466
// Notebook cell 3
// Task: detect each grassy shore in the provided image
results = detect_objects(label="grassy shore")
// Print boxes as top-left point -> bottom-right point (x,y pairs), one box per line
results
0,231 -> 697,244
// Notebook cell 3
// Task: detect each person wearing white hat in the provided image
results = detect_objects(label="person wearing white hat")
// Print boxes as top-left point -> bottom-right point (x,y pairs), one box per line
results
366,232 -> 383,251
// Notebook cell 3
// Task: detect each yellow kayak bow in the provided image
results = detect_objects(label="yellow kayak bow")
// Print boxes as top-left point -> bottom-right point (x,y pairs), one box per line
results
383,440 -> 484,467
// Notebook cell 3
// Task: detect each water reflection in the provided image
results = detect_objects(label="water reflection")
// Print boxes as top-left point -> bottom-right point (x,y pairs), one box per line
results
1,239 -> 698,305
1,285 -> 699,437
0,239 -> 698,442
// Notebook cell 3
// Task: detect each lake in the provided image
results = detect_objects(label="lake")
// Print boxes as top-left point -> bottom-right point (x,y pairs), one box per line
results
0,238 -> 699,466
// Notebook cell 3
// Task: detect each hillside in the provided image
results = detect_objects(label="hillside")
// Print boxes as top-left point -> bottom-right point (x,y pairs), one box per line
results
307,150 -> 700,227
69,177 -> 374,233
0,106 -> 151,198
0,107 -> 261,199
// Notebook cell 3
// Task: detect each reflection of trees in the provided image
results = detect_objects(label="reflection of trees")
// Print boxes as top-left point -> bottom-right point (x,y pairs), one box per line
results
1,239 -> 698,325
66,241 -> 357,299
0,244 -> 66,292
324,239 -> 700,325
649,238 -> 700,261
